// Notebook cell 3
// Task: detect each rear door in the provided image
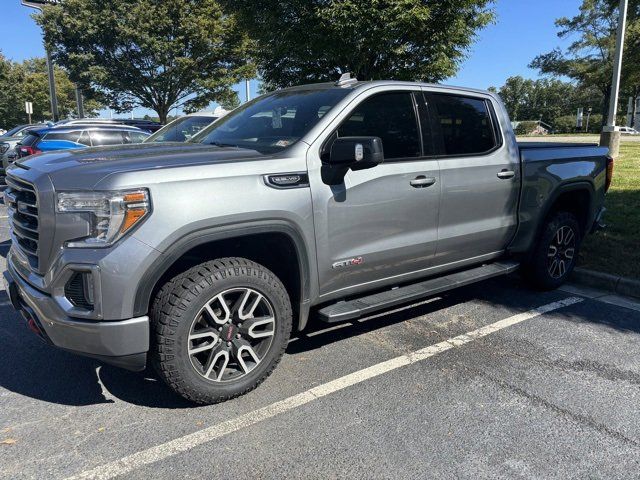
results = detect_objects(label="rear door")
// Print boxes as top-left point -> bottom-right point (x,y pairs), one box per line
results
308,88 -> 441,299
423,90 -> 519,266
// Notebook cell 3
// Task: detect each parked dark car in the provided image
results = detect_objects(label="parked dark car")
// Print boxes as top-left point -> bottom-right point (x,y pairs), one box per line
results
12,125 -> 150,160
0,124 -> 49,176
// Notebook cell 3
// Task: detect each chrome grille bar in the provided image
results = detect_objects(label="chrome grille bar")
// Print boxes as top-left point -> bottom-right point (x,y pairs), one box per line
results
5,173 -> 39,270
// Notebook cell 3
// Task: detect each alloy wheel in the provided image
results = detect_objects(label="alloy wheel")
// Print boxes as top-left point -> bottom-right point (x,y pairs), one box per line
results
187,287 -> 276,383
547,225 -> 576,279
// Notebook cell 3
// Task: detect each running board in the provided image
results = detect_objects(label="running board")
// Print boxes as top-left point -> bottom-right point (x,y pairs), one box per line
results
318,261 -> 520,323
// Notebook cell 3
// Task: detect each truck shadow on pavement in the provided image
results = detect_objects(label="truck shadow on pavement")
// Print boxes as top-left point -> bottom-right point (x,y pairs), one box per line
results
0,275 -> 638,409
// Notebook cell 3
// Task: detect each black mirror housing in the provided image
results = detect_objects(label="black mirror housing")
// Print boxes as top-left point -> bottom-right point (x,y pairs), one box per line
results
322,136 -> 384,185
329,136 -> 384,168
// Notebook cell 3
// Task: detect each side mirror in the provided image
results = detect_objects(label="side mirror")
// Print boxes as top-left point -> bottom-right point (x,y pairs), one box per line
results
322,136 -> 384,185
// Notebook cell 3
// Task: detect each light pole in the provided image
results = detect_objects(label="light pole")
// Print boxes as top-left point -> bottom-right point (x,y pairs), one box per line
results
600,0 -> 629,158
22,0 -> 61,122
586,107 -> 592,133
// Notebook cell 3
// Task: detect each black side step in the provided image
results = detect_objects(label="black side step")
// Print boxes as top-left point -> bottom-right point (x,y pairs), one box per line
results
318,261 -> 520,323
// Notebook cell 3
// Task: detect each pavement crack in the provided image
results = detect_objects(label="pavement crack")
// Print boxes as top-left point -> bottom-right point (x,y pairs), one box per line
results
476,369 -> 640,449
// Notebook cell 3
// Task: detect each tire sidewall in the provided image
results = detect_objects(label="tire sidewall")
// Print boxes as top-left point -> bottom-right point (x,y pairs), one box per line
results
153,260 -> 292,403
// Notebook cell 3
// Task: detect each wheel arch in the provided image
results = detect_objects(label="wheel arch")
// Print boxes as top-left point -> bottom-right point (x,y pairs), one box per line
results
133,221 -> 313,331
512,180 -> 595,261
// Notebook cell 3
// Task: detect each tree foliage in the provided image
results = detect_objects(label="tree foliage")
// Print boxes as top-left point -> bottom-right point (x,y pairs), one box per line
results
529,0 -> 640,119
36,0 -> 254,123
0,53 -> 102,129
490,75 -> 603,125
223,0 -> 495,90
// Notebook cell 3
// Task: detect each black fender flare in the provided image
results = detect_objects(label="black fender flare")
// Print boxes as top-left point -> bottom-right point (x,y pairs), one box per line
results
512,180 -> 596,259
132,220 -> 313,329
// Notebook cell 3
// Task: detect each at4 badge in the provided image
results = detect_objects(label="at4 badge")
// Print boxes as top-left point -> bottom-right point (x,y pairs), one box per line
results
332,256 -> 364,269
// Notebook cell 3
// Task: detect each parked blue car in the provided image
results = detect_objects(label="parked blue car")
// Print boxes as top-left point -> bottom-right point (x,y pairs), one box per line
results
14,124 -> 150,159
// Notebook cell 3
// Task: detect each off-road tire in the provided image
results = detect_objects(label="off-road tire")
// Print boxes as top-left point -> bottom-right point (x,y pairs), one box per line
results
150,257 -> 292,405
524,211 -> 581,290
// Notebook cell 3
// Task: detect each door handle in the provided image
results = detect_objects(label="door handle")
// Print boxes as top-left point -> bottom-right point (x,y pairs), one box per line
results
497,170 -> 516,179
410,176 -> 437,188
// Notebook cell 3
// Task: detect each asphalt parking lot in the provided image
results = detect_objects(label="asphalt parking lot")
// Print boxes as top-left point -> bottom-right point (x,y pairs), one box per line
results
1,205 -> 640,479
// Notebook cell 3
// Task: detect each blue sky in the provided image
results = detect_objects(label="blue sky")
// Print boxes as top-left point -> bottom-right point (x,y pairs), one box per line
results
1,0 -> 582,118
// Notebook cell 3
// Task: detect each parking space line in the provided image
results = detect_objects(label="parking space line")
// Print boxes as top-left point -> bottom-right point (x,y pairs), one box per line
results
66,296 -> 583,480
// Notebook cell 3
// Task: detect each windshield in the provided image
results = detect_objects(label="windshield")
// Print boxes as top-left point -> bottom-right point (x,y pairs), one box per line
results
4,125 -> 28,138
192,88 -> 351,153
145,116 -> 217,143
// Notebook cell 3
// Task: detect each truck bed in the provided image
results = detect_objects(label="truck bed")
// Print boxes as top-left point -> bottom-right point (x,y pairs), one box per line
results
517,141 -> 599,149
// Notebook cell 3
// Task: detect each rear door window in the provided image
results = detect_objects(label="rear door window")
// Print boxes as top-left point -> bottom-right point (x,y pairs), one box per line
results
18,134 -> 40,147
43,131 -> 83,143
427,93 -> 498,156
125,131 -> 150,144
337,92 -> 421,160
90,130 -> 126,146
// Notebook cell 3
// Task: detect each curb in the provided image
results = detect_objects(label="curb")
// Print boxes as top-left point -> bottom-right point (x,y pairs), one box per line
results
571,267 -> 640,300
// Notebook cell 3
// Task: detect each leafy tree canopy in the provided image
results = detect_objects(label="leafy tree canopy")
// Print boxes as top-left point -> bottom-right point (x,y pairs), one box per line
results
0,53 -> 102,129
529,0 -> 640,118
489,75 -> 603,125
223,0 -> 496,90
36,0 -> 254,122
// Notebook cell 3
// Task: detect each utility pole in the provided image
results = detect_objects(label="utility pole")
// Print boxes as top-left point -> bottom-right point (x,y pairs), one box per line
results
75,86 -> 84,118
245,79 -> 251,103
600,0 -> 629,158
22,1 -> 61,122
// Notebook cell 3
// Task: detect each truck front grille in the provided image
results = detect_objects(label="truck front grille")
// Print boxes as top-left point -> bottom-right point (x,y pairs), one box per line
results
5,173 -> 39,270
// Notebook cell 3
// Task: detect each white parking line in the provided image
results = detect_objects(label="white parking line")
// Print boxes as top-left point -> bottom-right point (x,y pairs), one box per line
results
66,296 -> 583,480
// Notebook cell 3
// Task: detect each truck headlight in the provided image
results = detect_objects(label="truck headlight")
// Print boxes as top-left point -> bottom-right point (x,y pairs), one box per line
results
56,189 -> 151,248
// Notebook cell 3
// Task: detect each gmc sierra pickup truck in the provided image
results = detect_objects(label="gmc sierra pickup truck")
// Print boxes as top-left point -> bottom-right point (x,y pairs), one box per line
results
4,77 -> 612,404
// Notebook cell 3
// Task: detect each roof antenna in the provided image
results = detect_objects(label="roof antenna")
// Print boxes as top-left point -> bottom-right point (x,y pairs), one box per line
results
335,72 -> 358,87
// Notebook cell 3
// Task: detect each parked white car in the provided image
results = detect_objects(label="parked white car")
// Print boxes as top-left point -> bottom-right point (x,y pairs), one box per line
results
619,126 -> 640,135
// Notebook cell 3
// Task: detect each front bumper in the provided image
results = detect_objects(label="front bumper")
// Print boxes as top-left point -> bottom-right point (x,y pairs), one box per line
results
4,265 -> 149,371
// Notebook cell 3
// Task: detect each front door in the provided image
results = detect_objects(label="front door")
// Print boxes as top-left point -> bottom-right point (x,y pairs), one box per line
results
308,88 -> 441,299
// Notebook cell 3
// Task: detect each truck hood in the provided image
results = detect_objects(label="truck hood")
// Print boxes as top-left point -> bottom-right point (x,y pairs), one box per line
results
12,142 -> 269,188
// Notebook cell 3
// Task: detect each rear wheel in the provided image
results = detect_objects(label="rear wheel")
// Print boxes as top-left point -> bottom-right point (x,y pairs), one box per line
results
525,211 -> 581,290
151,258 -> 292,405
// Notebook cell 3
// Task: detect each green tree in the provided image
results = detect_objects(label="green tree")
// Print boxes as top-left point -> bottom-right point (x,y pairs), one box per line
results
36,0 -> 254,123
223,0 -> 495,90
490,75 -> 603,126
0,53 -> 102,128
218,92 -> 241,111
529,0 -> 640,121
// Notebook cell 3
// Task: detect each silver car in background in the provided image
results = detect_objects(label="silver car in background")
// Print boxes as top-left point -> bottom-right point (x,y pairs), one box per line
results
144,108 -> 229,143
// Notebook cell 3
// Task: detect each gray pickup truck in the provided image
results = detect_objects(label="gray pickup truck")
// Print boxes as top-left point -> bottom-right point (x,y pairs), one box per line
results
4,78 -> 612,404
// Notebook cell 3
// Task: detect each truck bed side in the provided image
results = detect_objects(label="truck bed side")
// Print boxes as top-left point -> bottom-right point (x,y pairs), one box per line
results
508,142 -> 609,255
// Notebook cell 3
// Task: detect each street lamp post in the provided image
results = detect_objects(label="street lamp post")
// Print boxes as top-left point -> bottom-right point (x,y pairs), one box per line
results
21,0 -> 61,122
600,0 -> 629,158
586,107 -> 592,133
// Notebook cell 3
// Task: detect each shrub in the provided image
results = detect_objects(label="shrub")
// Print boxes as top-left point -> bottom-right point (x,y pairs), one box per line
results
514,121 -> 539,135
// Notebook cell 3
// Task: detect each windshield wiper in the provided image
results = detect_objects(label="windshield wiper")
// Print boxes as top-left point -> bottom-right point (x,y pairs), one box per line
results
209,141 -> 238,148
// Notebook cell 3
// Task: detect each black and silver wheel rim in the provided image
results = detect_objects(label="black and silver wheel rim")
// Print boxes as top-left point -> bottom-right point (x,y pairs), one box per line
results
187,288 -> 276,383
547,225 -> 576,279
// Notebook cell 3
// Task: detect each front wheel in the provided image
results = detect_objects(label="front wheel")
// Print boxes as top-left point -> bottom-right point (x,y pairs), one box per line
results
524,211 -> 581,290
150,258 -> 292,405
